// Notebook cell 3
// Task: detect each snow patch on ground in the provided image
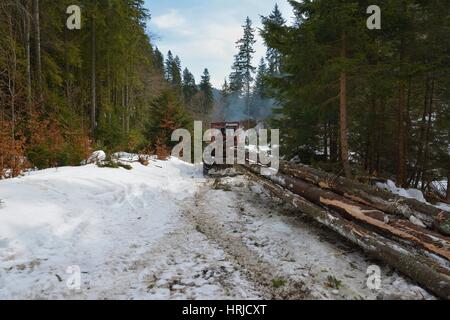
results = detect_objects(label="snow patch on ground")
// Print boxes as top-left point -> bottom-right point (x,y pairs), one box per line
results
377,180 -> 427,203
377,179 -> 450,212
86,150 -> 106,164
436,202 -> 450,211
409,215 -> 427,228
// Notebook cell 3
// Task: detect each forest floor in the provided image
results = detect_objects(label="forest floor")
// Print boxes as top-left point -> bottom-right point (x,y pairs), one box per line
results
0,158 -> 434,300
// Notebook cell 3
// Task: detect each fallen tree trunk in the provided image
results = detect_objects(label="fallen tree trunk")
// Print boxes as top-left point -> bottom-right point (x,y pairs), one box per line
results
239,166 -> 450,299
244,164 -> 450,261
447,173 -> 450,202
279,161 -> 450,236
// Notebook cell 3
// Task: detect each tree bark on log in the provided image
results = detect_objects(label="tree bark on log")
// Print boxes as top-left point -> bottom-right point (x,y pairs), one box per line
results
279,161 -> 450,236
244,164 -> 450,261
446,173 -> 450,202
238,166 -> 450,300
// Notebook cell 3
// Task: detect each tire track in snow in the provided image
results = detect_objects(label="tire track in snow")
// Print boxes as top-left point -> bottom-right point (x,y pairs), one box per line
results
184,182 -> 310,300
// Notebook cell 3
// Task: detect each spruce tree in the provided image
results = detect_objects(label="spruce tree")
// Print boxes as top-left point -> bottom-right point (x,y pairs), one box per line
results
153,47 -> 164,73
172,56 -> 182,87
199,68 -> 214,112
182,68 -> 197,103
165,50 -> 174,82
216,79 -> 231,122
254,58 -> 268,98
229,17 -> 256,122
261,4 -> 285,74
221,79 -> 231,99
145,90 -> 192,156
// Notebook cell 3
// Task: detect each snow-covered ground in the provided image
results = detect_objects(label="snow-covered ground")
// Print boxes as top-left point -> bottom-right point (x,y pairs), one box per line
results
0,158 -> 229,299
0,158 -> 433,299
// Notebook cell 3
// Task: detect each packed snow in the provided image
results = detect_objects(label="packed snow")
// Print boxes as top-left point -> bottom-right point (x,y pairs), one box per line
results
0,155 -> 434,299
0,158 -> 213,299
85,150 -> 106,164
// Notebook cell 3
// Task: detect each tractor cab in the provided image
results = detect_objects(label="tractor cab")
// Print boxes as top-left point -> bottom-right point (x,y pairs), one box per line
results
203,122 -> 241,175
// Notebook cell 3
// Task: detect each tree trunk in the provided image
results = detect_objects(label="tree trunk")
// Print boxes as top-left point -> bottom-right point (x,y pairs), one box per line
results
323,123 -> 329,160
330,123 -> 338,162
239,166 -> 450,300
25,0 -> 32,110
339,31 -> 352,179
366,98 -> 377,175
246,82 -> 251,129
32,0 -> 42,100
397,81 -> 407,187
6,12 -> 17,137
278,161 -> 450,235
126,77 -> 130,134
421,76 -> 435,190
122,86 -> 126,132
375,101 -> 385,175
446,173 -> 450,202
91,3 -> 97,133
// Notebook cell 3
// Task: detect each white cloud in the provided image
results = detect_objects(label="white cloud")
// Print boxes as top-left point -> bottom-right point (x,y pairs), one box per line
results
153,10 -> 186,30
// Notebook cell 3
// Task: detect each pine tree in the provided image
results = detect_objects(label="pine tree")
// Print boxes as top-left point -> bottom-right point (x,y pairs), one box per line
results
230,17 -> 256,122
229,71 -> 243,93
153,47 -> 164,73
199,68 -> 214,112
165,50 -> 174,82
215,79 -> 231,122
145,90 -> 192,158
221,78 -> 231,99
172,55 -> 182,87
182,68 -> 197,103
254,58 -> 268,98
261,4 -> 285,74
250,58 -> 270,120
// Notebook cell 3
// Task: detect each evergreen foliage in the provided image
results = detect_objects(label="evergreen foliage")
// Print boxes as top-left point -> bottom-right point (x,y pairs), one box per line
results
261,0 -> 450,188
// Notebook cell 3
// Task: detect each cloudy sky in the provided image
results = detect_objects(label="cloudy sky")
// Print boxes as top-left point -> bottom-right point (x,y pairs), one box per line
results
144,0 -> 293,88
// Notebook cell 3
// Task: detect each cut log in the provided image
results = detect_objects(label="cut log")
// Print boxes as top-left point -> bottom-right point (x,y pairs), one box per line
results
243,164 -> 450,261
447,173 -> 450,202
279,161 -> 450,236
238,166 -> 450,299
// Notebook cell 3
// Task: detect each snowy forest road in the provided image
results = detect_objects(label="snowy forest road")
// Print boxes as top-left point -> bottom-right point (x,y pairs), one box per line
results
0,159 -> 433,299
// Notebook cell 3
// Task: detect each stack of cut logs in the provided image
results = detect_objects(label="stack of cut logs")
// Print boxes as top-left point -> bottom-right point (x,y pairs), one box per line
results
239,161 -> 450,299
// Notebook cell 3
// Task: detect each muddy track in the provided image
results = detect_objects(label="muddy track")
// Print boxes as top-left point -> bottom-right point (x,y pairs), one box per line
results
184,181 -> 310,300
